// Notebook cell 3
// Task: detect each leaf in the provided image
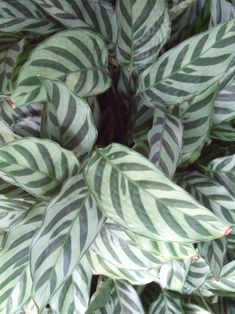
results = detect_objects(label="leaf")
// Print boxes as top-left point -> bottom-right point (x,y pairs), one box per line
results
210,122 -> 235,141
180,83 -> 218,163
116,0 -> 170,69
133,100 -> 153,141
0,121 -> 18,145
30,173 -> 105,310
41,79 -> 97,159
0,202 -> 45,313
203,260 -> 235,295
92,284 -> 119,314
0,37 -> 25,94
50,259 -> 92,314
90,221 -> 168,271
206,155 -> 235,198
139,18 -> 235,106
0,102 -> 43,137
212,78 -> 235,124
169,0 -> 197,19
210,0 -> 235,27
177,171 -> 235,225
83,143 -> 229,243
148,290 -> 184,314
0,137 -> 79,200
182,302 -> 211,313
12,29 -> 111,106
198,237 -> 227,279
0,0 -> 60,34
148,106 -> 183,178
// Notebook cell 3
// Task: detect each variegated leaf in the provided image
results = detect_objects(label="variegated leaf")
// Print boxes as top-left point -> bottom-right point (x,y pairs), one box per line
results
148,290 -> 183,314
116,0 -> 170,69
41,79 -> 97,159
30,173 -> 105,310
139,18 -> 235,106
148,106 -> 183,178
84,143 -> 229,243
0,121 -> 18,145
12,29 -> 111,106
210,0 -> 235,27
183,302 -> 211,314
210,122 -> 235,141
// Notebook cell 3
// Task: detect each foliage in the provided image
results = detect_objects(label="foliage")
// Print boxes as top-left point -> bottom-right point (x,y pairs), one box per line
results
0,0 -> 235,313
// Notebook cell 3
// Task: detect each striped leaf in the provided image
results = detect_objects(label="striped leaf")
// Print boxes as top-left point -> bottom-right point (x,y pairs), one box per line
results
0,121 -> 18,145
50,259 -> 92,314
183,303 -> 211,314
198,237 -> 227,279
33,0 -> 117,51
0,102 -> 43,138
85,250 -> 159,285
90,221 -> 167,271
12,29 -> 111,106
116,0 -> 170,69
158,259 -> 192,292
169,0 -> 197,19
180,83 -> 218,163
0,137 -> 79,200
83,143 -> 229,243
177,171 -> 235,225
133,100 -> 154,141
30,173 -> 105,310
148,106 -> 183,178
203,261 -> 235,295
41,79 -> 97,159
206,155 -> 235,198
93,284 -> 119,314
126,231 -> 197,259
210,0 -> 235,27
183,258 -> 210,294
0,202 -> 45,313
0,0 -> 60,34
148,290 -> 183,314
0,37 -> 25,94
139,18 -> 235,106
213,79 -> 235,124
210,122 -> 235,141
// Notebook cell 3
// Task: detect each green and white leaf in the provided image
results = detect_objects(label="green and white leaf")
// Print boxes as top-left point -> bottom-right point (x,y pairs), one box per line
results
148,106 -> 183,178
210,0 -> 235,27
133,100 -> 153,141
41,79 -> 97,159
0,137 -> 79,200
90,221 -> 167,271
12,29 -> 111,106
210,122 -> 235,141
139,18 -> 235,105
0,0 -> 60,34
177,171 -> 235,225
0,37 -> 25,94
148,290 -> 184,314
0,202 -> 45,313
183,302 -> 211,314
206,155 -> 235,198
0,121 -> 18,145
198,237 -> 227,279
50,258 -> 92,314
84,143 -> 229,243
30,173 -> 105,310
92,284 -> 119,314
116,0 -> 170,69
33,0 -> 117,50
169,0 -> 197,19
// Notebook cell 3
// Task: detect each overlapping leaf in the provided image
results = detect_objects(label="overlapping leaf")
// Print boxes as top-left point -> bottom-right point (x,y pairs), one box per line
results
210,0 -> 235,26
30,173 -> 105,310
84,143 -> 229,243
210,122 -> 235,141
183,302 -> 211,313
0,202 -> 45,313
50,259 -> 92,314
41,79 -> 97,159
139,18 -> 235,106
0,137 -> 79,200
0,122 -> 18,145
148,106 -> 183,178
12,29 -> 111,106
149,290 -> 184,314
0,0 -> 60,34
116,0 -> 170,69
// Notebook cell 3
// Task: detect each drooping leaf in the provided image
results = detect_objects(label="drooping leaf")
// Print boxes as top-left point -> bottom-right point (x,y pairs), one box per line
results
30,173 -> 105,310
0,0 -> 60,34
139,18 -> 235,106
41,79 -> 97,159
50,259 -> 92,314
148,290 -> 184,314
148,106 -> 183,178
0,37 -> 25,94
116,0 -> 170,69
33,0 -> 117,50
198,237 -> 227,279
0,202 -> 45,313
0,137 -> 79,200
12,29 -> 111,106
84,143 -> 229,243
